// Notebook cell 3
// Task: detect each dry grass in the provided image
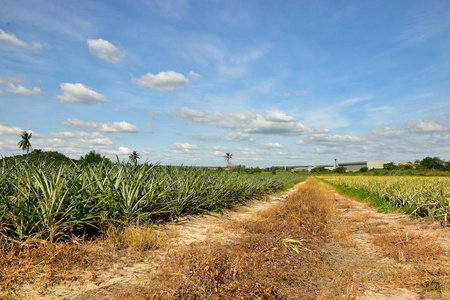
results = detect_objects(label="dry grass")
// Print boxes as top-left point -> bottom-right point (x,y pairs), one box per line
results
104,224 -> 175,251
372,231 -> 444,262
0,238 -> 108,299
364,222 -> 390,234
116,177 -> 355,299
332,224 -> 354,247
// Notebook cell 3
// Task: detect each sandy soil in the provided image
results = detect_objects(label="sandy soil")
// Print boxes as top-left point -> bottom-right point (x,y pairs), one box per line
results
13,180 -> 450,299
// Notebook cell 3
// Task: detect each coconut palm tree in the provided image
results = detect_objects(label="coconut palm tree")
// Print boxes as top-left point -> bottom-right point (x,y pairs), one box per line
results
129,150 -> 140,166
17,131 -> 32,155
224,152 -> 233,168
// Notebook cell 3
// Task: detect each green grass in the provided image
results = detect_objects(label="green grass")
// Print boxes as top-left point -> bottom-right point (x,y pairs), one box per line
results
318,178 -> 407,214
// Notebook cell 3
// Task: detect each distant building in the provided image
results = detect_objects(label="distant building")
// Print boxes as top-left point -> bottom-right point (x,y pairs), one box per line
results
338,160 -> 393,171
292,166 -> 314,172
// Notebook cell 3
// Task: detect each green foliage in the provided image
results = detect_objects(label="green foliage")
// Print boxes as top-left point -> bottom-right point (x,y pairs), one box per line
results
311,166 -> 327,173
79,150 -> 111,166
0,158 -> 306,242
17,131 -> 32,154
359,167 -> 369,172
332,166 -> 347,173
129,150 -> 140,166
383,162 -> 396,170
419,156 -> 445,170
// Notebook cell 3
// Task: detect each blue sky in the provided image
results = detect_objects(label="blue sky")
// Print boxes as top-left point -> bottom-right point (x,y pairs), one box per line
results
1,0 -> 449,167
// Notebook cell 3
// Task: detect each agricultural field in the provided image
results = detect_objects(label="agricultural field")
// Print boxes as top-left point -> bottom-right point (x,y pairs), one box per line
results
0,158 -> 305,244
317,176 -> 450,223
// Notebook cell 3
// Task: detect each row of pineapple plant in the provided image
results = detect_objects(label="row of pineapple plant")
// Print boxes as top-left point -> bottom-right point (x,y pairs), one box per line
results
317,176 -> 450,222
0,158 -> 304,242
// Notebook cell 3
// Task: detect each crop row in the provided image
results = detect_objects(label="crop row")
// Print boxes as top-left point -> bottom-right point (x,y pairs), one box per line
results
317,176 -> 450,222
0,159 -> 304,242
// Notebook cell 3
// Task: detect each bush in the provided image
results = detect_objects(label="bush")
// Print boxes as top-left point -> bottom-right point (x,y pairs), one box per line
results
359,167 -> 369,172
332,166 -> 347,173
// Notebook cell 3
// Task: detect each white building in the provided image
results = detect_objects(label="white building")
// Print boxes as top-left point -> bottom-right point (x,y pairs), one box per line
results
338,160 -> 393,171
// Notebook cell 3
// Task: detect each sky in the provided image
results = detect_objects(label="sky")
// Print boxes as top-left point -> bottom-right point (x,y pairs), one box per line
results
1,0 -> 449,167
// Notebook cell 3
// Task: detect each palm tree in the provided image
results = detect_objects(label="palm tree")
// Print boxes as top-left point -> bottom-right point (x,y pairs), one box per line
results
224,152 -> 233,168
129,150 -> 140,166
17,131 -> 32,154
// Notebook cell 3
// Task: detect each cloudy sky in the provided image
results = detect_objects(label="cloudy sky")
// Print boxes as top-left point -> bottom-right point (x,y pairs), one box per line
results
1,0 -> 449,167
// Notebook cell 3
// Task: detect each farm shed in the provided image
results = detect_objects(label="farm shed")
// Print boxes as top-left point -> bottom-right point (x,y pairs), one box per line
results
338,160 -> 393,171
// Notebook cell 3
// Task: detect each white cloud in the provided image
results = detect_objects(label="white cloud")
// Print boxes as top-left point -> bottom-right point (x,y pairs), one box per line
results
6,83 -> 42,95
102,147 -> 133,157
0,123 -> 25,135
0,139 -> 19,151
307,134 -> 367,146
189,71 -> 202,81
224,132 -> 254,142
56,83 -> 111,104
0,29 -> 41,49
178,107 -> 215,123
259,142 -> 283,149
0,123 -> 44,137
62,118 -> 139,132
169,142 -> 200,153
404,119 -> 449,133
369,126 -> 405,139
178,107 -> 326,136
0,29 -> 27,47
87,39 -> 126,63
132,71 -> 190,92
212,145 -> 227,151
50,131 -> 114,146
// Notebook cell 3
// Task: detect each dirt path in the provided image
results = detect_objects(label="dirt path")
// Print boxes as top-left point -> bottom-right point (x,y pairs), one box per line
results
321,182 -> 450,299
9,179 -> 450,299
12,184 -> 301,300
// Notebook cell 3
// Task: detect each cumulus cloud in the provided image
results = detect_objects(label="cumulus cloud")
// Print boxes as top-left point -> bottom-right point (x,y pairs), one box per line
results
224,132 -> 254,142
369,126 -> 405,139
6,83 -> 43,95
87,39 -> 125,63
0,123 -> 26,135
62,118 -> 139,132
56,83 -> 111,104
103,147 -> 133,155
0,123 -> 44,137
169,142 -> 200,154
178,107 -> 326,136
259,142 -> 284,149
132,71 -> 190,92
178,107 -> 215,123
50,131 -> 114,146
0,29 -> 27,47
404,119 -> 449,133
306,134 -> 367,146
189,71 -> 202,81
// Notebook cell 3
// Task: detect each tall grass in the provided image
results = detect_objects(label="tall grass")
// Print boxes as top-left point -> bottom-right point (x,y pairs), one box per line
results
0,158 -> 305,242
